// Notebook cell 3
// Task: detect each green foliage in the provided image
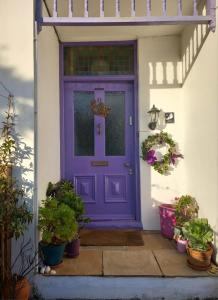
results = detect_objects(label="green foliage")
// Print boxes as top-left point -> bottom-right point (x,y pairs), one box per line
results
38,198 -> 77,244
0,95 -> 33,239
175,195 -> 199,227
46,180 -> 90,229
182,218 -> 213,251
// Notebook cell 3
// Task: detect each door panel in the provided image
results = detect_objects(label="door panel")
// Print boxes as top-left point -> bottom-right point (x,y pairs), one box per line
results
64,82 -> 136,224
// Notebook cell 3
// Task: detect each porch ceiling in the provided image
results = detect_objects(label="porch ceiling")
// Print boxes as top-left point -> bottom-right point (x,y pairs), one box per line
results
43,0 -> 195,41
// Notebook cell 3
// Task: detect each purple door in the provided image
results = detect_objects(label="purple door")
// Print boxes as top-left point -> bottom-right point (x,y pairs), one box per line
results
64,82 -> 136,227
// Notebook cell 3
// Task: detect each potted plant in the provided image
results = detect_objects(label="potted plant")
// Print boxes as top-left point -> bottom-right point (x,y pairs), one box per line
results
173,226 -> 187,253
159,203 -> 176,239
46,180 -> 90,258
182,218 -> 214,270
2,238 -> 40,300
174,195 -> 199,252
0,92 -> 33,298
38,197 -> 77,266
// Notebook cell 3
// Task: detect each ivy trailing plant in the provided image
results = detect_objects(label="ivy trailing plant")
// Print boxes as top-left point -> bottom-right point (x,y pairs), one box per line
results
141,131 -> 183,175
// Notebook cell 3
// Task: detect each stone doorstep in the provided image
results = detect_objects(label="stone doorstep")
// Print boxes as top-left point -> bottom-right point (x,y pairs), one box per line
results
45,233 -> 218,278
55,249 -> 103,276
103,249 -> 162,276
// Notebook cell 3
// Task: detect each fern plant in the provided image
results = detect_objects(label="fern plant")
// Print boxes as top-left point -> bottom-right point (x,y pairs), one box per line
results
182,218 -> 213,251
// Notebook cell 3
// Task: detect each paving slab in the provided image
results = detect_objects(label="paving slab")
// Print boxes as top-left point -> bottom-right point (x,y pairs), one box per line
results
103,249 -> 162,276
54,249 -> 103,276
153,249 -> 209,277
143,233 -> 174,250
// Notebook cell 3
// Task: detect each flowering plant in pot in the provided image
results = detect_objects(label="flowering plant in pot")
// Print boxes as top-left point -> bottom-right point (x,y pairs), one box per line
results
46,180 -> 90,258
38,197 -> 77,266
182,218 -> 213,270
174,195 -> 199,252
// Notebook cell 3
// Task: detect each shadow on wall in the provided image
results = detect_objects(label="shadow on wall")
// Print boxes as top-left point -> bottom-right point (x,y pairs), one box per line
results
148,60 -> 182,89
0,46 -> 35,250
182,3 -> 210,83
140,36 -> 183,229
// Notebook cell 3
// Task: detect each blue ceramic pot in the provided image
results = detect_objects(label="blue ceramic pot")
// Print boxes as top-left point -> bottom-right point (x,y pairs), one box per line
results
39,242 -> 65,266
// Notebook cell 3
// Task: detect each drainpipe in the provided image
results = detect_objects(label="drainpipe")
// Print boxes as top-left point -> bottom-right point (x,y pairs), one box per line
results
33,0 -> 39,256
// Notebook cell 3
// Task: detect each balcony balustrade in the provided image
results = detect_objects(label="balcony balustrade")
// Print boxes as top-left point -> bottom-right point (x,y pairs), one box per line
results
36,0 -> 216,32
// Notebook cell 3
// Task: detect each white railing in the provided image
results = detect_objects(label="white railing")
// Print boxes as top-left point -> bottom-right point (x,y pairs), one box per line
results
36,0 -> 216,32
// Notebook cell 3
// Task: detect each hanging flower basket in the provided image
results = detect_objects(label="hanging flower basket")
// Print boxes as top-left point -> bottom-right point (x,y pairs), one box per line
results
141,131 -> 183,175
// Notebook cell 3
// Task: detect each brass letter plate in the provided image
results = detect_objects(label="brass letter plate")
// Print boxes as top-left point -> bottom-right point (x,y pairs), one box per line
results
91,161 -> 109,167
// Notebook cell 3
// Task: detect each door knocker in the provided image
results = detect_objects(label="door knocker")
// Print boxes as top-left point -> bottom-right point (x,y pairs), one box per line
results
90,98 -> 111,118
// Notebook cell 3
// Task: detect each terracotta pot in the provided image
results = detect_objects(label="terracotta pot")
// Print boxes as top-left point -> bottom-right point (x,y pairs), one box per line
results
2,277 -> 31,300
187,244 -> 213,271
15,277 -> 31,300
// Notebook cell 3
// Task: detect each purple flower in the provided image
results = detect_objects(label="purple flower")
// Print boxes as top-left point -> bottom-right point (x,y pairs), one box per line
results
170,153 -> 184,165
146,150 -> 157,165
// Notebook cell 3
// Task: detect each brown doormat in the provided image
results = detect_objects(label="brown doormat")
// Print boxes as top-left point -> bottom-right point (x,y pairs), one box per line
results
80,229 -> 144,246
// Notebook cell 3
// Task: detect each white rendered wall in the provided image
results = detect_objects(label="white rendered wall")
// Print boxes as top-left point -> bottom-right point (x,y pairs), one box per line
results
0,0 -> 35,252
138,36 -> 183,229
181,19 -> 218,260
37,5 -> 60,203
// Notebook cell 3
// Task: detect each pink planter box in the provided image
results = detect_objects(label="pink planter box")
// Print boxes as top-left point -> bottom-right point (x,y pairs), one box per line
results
159,204 -> 176,239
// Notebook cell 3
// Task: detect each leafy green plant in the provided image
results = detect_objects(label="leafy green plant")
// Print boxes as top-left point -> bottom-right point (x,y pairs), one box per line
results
175,195 -> 199,227
0,89 -> 33,296
0,94 -> 33,239
182,218 -> 213,251
46,180 -> 90,230
38,198 -> 77,244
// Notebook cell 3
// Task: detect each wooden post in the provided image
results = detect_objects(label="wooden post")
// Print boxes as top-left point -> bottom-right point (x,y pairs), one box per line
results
193,0 -> 198,16
115,0 -> 120,17
146,0 -> 151,17
131,0 -> 136,17
162,0 -> 167,17
84,0 -> 88,17
177,0 -> 182,16
53,0 -> 58,17
68,0 -> 73,18
206,0 -> 216,32
100,0 -> 104,17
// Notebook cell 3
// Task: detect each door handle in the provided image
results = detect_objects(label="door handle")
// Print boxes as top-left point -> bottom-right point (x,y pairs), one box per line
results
97,123 -> 101,135
124,163 -> 133,175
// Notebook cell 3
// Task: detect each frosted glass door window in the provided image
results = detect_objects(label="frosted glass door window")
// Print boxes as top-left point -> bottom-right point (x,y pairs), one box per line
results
74,91 -> 94,156
105,92 -> 125,156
